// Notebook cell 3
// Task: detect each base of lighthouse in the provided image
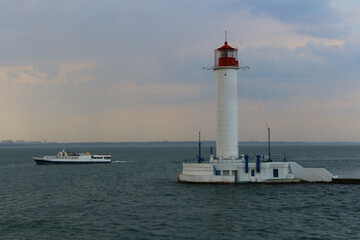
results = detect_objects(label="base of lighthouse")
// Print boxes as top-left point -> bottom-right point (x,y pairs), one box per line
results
178,158 -> 334,183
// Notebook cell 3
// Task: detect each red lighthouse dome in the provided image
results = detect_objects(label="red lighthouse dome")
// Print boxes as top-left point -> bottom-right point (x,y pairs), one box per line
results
214,41 -> 239,68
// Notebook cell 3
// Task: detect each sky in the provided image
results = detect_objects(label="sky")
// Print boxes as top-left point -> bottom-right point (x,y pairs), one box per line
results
1,0 -> 360,142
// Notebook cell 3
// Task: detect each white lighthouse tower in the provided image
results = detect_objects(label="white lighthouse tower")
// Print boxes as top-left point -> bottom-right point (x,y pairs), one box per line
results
214,38 -> 239,160
178,36 -> 334,184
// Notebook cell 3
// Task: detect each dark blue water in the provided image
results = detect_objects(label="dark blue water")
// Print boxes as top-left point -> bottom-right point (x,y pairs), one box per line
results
1,144 -> 360,239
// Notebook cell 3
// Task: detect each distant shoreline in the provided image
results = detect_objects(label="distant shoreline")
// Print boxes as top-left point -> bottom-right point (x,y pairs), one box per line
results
0,141 -> 360,147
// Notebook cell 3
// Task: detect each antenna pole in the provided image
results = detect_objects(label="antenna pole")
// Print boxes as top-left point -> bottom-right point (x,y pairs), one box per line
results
268,127 -> 271,161
198,131 -> 202,163
225,30 -> 227,42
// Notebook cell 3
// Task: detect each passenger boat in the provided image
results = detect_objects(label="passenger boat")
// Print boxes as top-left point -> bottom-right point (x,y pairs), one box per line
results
33,149 -> 111,165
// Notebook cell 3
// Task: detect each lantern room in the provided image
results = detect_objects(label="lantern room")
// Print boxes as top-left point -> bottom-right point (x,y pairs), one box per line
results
214,41 -> 239,68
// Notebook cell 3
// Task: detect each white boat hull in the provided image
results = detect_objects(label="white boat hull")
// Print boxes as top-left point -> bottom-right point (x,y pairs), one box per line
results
33,157 -> 111,164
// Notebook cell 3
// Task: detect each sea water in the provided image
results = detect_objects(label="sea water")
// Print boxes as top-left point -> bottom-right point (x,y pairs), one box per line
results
1,144 -> 360,239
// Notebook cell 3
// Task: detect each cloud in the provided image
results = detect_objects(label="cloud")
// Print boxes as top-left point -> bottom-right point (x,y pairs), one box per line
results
68,116 -> 88,123
109,80 -> 214,105
266,93 -> 360,142
0,62 -> 94,87
224,0 -> 348,39
242,0 -> 338,24
53,62 -> 94,84
237,39 -> 360,101
0,65 -> 47,86
0,0 -> 359,142
97,102 -> 217,142
292,25 -> 349,39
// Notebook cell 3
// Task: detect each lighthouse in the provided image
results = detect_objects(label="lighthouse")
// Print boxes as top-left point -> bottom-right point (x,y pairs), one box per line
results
214,39 -> 239,160
178,36 -> 334,184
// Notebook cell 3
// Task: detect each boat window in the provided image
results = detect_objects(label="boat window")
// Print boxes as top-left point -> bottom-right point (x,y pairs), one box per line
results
273,169 -> 279,178
251,169 -> 255,176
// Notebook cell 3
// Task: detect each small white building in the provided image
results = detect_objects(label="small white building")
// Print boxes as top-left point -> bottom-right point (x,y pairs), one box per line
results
178,37 -> 334,184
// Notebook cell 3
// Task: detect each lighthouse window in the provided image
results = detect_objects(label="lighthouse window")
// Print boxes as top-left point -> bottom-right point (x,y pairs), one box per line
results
224,74 -> 227,76
273,169 -> 279,178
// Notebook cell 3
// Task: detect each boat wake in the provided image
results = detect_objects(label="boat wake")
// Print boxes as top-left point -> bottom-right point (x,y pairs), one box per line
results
112,160 -> 133,164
